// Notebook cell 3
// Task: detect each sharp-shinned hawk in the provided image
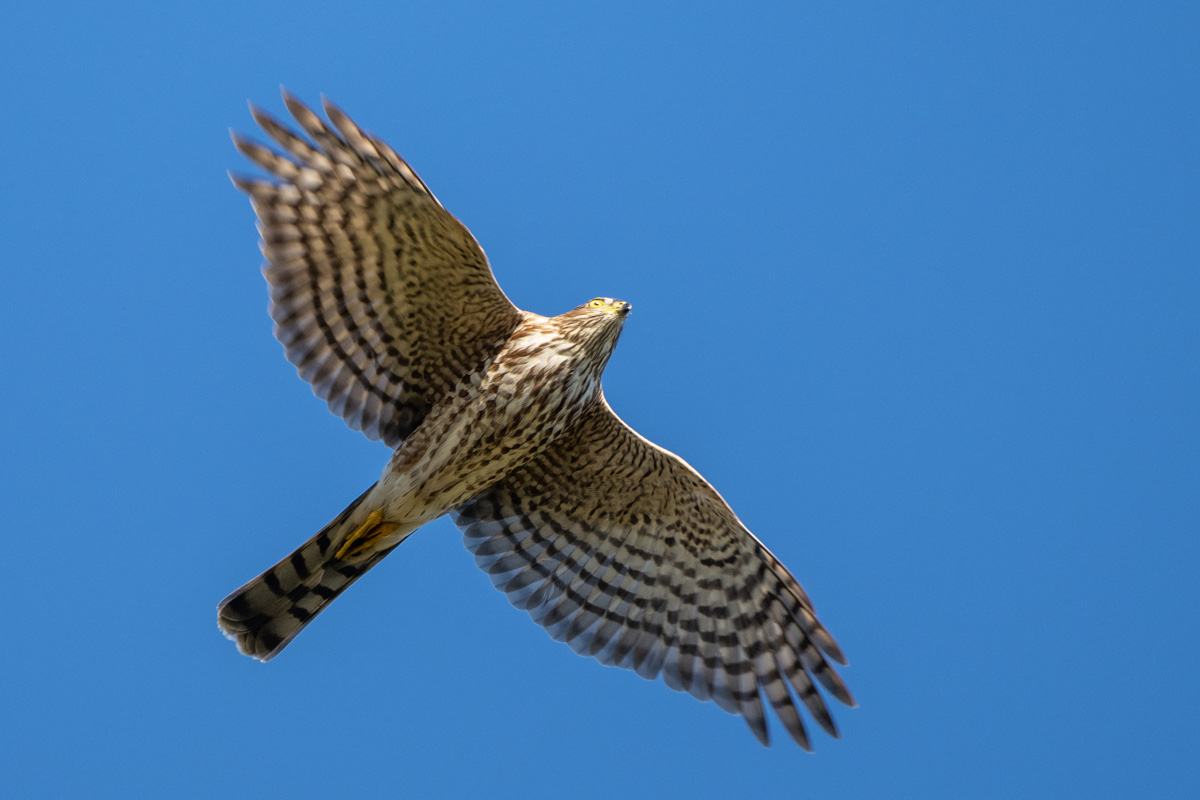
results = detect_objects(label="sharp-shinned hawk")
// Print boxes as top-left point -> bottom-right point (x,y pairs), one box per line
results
218,91 -> 854,749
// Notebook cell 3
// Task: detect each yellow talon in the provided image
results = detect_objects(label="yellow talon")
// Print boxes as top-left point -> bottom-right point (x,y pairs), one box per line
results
335,509 -> 399,560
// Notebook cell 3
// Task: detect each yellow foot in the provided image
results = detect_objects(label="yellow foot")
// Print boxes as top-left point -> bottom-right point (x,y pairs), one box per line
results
335,509 -> 400,561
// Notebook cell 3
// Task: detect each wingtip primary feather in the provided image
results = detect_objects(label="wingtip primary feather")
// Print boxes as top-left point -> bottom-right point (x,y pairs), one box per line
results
278,84 -> 299,108
281,89 -> 328,138
248,101 -> 278,131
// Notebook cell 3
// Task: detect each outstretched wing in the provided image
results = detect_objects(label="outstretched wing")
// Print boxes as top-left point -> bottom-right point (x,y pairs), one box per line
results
232,91 -> 524,447
453,396 -> 854,748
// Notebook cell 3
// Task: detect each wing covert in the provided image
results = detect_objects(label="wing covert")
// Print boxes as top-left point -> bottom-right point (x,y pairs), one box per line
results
453,396 -> 854,748
232,91 -> 524,447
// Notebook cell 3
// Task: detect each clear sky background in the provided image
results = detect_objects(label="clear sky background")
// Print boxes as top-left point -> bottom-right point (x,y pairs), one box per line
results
2,2 -> 1197,798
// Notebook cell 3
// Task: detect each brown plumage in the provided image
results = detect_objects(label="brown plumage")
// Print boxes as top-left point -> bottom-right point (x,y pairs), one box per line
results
219,90 -> 854,748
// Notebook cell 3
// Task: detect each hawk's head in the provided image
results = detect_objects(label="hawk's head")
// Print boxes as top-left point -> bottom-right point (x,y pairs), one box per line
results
580,297 -> 632,317
551,297 -> 632,370
566,297 -> 632,331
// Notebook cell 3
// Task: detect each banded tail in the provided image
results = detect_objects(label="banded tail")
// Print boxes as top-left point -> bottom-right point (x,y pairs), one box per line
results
218,485 -> 402,661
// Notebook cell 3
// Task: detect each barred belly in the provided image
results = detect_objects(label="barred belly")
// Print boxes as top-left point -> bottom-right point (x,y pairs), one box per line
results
377,317 -> 605,524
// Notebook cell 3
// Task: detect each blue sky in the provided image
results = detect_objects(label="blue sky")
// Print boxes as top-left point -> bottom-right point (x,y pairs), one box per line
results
2,1 -> 1197,797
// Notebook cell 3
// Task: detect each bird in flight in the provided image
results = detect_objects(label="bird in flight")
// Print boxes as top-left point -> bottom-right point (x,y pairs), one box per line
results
219,91 -> 854,749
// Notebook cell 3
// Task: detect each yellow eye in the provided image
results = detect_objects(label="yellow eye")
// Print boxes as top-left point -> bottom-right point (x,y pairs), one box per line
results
588,299 -> 605,308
